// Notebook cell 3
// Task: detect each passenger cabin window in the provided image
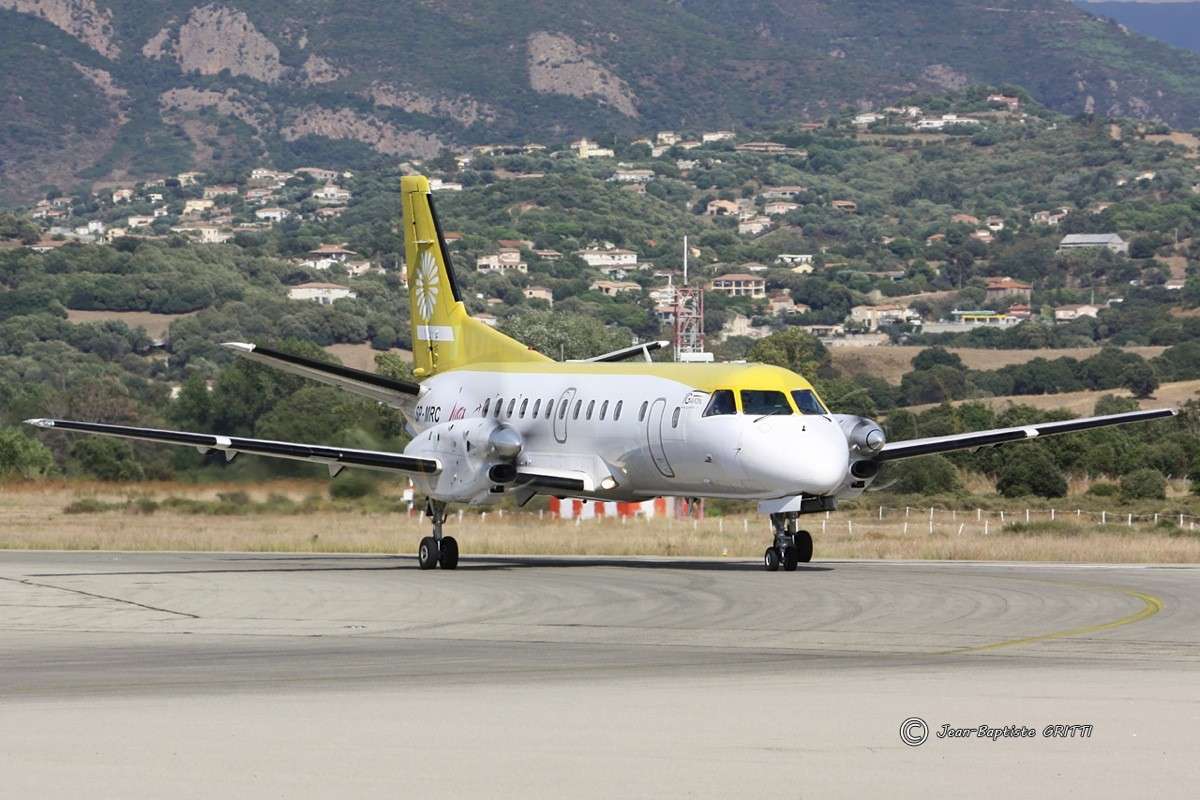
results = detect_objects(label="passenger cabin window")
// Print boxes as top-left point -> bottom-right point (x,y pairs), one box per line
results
586,400 -> 595,420
482,398 -> 491,417
495,398 -> 503,418
614,400 -> 623,421
558,400 -> 568,420
703,389 -> 736,417
532,399 -> 541,418
671,407 -> 681,428
638,401 -> 648,422
519,399 -> 528,418
791,389 -> 828,415
600,400 -> 609,420
546,399 -> 555,419
507,399 -> 516,418
740,390 -> 792,416
573,400 -> 582,420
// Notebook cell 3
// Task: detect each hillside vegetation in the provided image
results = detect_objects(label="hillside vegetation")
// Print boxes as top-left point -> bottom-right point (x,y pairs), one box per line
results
6,0 -> 1200,200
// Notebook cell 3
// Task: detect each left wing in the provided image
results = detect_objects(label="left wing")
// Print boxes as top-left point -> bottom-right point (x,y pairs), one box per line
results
877,407 -> 1177,462
25,418 -> 440,478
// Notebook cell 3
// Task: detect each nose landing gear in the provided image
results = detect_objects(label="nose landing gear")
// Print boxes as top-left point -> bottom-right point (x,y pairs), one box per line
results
419,499 -> 459,570
763,513 -> 813,572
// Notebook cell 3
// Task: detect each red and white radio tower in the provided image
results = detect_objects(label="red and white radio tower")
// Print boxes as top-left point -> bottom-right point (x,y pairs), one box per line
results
673,235 -> 712,363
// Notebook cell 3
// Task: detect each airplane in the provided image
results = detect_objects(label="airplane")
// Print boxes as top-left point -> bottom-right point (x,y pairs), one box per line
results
27,175 -> 1178,572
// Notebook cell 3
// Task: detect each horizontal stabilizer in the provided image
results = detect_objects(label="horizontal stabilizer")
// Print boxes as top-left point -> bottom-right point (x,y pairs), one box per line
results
25,418 -> 440,476
571,341 -> 670,363
222,342 -> 419,406
877,408 -> 1177,462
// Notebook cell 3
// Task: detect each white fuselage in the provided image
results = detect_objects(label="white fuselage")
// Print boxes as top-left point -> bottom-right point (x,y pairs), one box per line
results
402,366 -> 853,506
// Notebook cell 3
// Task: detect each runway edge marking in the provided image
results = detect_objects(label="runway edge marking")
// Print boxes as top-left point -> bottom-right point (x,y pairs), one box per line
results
937,585 -> 1163,656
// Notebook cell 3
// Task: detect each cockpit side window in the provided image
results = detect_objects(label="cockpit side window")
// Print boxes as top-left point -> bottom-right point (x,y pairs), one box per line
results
703,389 -> 737,417
791,389 -> 828,415
739,390 -> 793,416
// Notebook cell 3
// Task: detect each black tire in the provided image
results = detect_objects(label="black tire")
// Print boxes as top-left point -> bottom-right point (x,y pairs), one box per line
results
439,536 -> 459,570
782,546 -> 799,571
795,530 -> 814,563
763,546 -> 781,572
418,536 -> 440,570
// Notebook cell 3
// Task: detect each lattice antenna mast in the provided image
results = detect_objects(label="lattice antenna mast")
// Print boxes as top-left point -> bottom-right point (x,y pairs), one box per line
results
673,235 -> 709,362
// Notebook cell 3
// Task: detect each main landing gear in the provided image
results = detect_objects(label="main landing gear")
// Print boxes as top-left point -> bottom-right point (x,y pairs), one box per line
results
418,499 -> 458,570
763,512 -> 813,572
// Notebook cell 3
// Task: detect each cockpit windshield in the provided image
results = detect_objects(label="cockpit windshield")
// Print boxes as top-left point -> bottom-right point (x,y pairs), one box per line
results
740,390 -> 792,416
791,389 -> 828,415
703,389 -> 737,416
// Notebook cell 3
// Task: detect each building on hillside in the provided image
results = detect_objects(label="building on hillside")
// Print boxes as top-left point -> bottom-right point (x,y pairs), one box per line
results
203,185 -> 238,200
988,94 -> 1020,110
183,199 -> 214,216
759,185 -> 807,200
777,253 -> 814,268
984,276 -> 1033,303
738,216 -> 772,236
255,207 -> 290,223
1031,207 -> 1070,226
429,177 -> 463,192
304,244 -> 358,270
610,168 -> 654,183
1057,233 -> 1128,256
244,187 -> 275,205
295,167 -> 339,182
523,286 -> 554,305
589,280 -> 641,296
126,216 -> 154,230
312,185 -> 351,205
533,248 -> 562,261
849,304 -> 918,331
721,313 -> 771,340
705,199 -> 740,217
970,229 -> 994,244
764,200 -> 799,216
575,246 -> 638,268
176,171 -> 204,186
172,225 -> 234,244
986,216 -> 1005,232
474,312 -> 499,328
709,273 -> 766,298
951,213 -> 979,225
111,188 -> 134,204
571,138 -> 615,159
702,130 -> 735,143
656,131 -> 679,146
831,199 -> 857,213
1054,303 -> 1101,322
497,238 -> 534,251
476,249 -> 527,273
288,283 -> 356,304
734,141 -> 802,155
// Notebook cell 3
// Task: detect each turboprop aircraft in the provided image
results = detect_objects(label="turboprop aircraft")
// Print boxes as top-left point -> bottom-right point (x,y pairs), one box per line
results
27,175 -> 1178,571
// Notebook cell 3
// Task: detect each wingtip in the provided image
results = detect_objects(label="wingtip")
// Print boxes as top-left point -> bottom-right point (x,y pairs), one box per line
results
24,418 -> 54,428
221,342 -> 256,352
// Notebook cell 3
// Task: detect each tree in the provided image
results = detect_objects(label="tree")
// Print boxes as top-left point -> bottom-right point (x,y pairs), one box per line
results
996,448 -> 1067,498
888,455 -> 962,495
746,328 -> 831,377
0,428 -> 55,480
69,438 -> 145,481
1120,362 -> 1159,399
500,310 -> 633,361
1120,468 -> 1166,501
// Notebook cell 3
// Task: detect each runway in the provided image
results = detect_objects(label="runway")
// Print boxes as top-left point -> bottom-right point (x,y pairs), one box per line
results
2,551 -> 1198,798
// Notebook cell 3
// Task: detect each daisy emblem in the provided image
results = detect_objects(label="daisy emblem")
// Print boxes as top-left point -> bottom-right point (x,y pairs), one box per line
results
414,250 -> 439,320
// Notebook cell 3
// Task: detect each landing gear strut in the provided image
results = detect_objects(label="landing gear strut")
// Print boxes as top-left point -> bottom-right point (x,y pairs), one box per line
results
419,499 -> 458,570
763,513 -> 813,572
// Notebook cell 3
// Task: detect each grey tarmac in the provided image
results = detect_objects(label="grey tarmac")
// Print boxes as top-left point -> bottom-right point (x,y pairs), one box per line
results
1,551 -> 1198,798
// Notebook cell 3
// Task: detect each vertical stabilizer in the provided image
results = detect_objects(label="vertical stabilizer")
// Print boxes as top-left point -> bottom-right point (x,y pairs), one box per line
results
401,175 -> 551,377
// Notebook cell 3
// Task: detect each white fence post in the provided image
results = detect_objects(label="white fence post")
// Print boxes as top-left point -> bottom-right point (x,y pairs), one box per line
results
1102,511 -> 1106,525
984,519 -> 989,536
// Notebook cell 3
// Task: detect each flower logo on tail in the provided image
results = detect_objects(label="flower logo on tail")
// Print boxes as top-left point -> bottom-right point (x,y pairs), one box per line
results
415,249 -> 440,321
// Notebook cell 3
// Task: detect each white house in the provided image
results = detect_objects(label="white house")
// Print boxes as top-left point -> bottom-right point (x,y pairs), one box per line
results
849,304 -> 918,331
1054,304 -> 1101,322
610,168 -> 655,183
777,253 -> 814,267
476,249 -> 527,273
764,201 -> 799,216
255,207 -> 290,223
429,177 -> 464,192
304,244 -> 358,270
183,199 -> 214,216
1058,233 -> 1128,256
589,280 -> 641,296
738,216 -> 772,236
701,130 -> 735,143
576,246 -> 638,268
312,185 -> 351,205
288,282 -> 356,304
126,216 -> 154,230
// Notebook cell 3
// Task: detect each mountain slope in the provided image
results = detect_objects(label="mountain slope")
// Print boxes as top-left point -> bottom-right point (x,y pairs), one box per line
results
5,0 -> 1200,202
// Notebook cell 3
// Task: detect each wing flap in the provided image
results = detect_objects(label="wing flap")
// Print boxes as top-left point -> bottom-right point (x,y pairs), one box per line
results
222,342 -> 420,407
877,408 -> 1177,462
26,418 -> 440,475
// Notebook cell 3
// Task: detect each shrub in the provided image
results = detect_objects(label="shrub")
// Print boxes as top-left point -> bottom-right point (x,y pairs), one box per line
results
1086,482 -> 1120,497
889,455 -> 962,495
329,472 -> 377,499
1120,468 -> 1166,501
996,448 -> 1067,498
0,428 -> 55,480
64,498 -> 118,514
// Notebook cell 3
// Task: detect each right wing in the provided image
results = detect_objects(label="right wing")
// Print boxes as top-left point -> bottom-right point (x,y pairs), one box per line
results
222,342 -> 420,408
570,341 -> 669,363
25,418 -> 440,478
877,407 -> 1177,462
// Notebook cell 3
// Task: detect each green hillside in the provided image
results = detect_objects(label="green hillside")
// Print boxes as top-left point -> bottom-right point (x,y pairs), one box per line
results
4,0 -> 1200,202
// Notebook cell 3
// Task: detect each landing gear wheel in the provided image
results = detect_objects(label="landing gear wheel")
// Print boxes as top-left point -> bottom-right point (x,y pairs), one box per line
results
795,530 -> 813,563
763,546 -> 781,572
439,536 -> 459,570
782,546 -> 799,571
418,536 -> 440,570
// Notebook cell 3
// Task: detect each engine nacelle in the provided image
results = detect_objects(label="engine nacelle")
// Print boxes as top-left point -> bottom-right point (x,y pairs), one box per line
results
830,414 -> 886,499
402,418 -> 521,504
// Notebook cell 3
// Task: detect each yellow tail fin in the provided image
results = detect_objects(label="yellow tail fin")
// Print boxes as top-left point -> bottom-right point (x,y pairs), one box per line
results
401,175 -> 551,377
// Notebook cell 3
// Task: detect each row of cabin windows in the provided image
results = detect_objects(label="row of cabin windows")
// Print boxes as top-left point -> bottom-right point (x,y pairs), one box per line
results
703,389 -> 827,417
481,396 -> 633,423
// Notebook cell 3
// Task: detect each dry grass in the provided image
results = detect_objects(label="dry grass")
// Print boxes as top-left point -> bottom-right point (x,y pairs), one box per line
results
908,378 -> 1200,415
831,345 -> 1167,385
2,482 -> 1198,563
65,309 -> 194,339
323,343 -> 413,371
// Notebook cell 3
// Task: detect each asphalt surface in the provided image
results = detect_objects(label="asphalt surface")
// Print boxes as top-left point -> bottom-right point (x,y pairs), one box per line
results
1,551 -> 1198,798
